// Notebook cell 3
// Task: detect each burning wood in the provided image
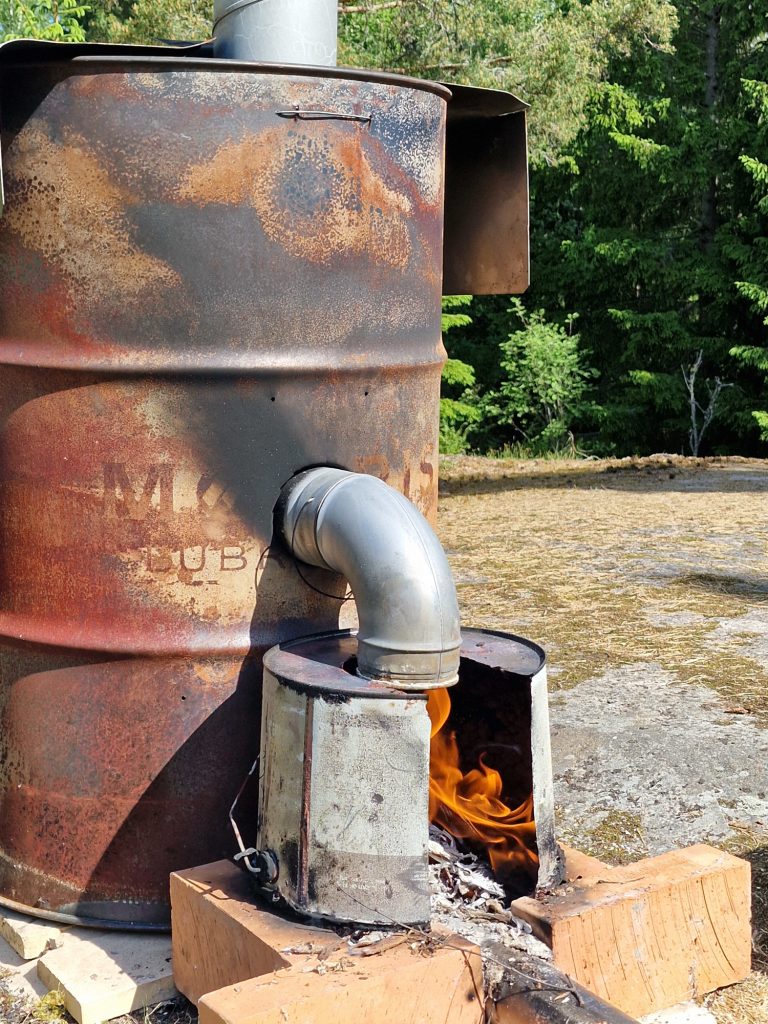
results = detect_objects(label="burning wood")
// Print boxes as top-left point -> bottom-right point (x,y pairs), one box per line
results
427,688 -> 540,890
425,680 -> 556,965
429,824 -> 505,910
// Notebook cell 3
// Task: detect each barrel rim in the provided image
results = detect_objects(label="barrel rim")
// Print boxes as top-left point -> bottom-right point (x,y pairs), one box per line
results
0,43 -> 452,100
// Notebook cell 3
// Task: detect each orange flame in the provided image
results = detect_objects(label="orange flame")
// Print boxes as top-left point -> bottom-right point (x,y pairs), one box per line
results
427,688 -> 538,884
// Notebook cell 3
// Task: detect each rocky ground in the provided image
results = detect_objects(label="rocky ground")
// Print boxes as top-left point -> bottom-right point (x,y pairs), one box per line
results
438,453 -> 768,1023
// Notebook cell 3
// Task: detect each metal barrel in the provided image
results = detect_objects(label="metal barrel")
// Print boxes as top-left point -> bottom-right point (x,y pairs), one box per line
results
0,53 -> 448,926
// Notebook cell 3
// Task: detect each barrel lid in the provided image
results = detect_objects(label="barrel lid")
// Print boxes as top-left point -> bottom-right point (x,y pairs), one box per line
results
0,39 -> 530,112
263,626 -> 545,701
459,627 -> 545,677
263,630 -> 422,701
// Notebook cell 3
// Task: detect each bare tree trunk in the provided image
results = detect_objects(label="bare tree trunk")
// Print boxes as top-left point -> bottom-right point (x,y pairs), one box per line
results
682,349 -> 732,455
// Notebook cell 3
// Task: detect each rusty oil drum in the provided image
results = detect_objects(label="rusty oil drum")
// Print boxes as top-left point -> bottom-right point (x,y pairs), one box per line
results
0,53 -> 448,926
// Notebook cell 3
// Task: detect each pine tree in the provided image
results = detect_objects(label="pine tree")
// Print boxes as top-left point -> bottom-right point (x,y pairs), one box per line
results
728,78 -> 768,441
528,0 -> 768,455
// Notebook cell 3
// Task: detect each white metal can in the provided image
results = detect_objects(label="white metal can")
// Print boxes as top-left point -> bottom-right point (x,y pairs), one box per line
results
258,631 -> 431,926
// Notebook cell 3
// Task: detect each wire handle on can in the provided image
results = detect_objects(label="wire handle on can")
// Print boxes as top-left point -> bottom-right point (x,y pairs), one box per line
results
229,755 -> 279,890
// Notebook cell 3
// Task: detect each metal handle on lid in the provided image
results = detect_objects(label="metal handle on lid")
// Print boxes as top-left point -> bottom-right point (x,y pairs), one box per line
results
276,107 -> 372,123
229,754 -> 281,900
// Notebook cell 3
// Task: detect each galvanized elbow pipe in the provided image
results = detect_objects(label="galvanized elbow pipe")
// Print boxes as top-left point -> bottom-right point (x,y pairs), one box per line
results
213,0 -> 338,65
278,467 -> 461,690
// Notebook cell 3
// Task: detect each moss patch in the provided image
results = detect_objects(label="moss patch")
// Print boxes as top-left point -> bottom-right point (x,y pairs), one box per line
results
33,991 -> 71,1024
558,809 -> 648,865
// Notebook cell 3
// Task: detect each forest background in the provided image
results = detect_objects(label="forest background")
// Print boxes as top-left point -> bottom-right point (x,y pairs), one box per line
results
3,0 -> 768,459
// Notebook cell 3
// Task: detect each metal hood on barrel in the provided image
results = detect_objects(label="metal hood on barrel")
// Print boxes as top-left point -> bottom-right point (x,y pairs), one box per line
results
0,16 -> 529,927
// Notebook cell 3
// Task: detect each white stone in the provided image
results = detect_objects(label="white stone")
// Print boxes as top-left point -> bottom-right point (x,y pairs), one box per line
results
640,1001 -> 717,1024
37,930 -> 176,1024
0,907 -> 67,959
0,932 -> 50,1003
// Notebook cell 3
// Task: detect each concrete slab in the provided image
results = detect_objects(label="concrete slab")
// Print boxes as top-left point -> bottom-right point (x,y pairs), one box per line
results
37,930 -> 176,1024
0,907 -> 67,959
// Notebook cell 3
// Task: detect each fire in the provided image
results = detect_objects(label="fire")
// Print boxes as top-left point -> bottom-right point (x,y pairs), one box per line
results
427,688 -> 538,885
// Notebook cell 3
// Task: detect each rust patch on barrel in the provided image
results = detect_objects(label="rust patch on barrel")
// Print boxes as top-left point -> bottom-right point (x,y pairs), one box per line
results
181,125 -> 412,268
3,126 -> 181,308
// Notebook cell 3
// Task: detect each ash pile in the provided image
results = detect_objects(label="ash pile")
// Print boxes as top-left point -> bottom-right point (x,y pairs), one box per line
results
428,823 -> 551,963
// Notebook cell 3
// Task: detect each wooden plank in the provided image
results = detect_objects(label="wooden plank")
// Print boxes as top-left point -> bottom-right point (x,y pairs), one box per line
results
171,860 -> 341,1005
561,844 -> 612,884
510,844 -> 751,1018
198,937 -> 484,1024
173,859 -> 483,1024
0,908 -> 67,960
36,931 -> 176,1024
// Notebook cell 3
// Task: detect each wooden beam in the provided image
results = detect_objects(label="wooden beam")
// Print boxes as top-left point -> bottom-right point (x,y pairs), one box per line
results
510,844 -> 751,1019
171,859 -> 483,1024
198,938 -> 484,1024
171,860 -> 338,1005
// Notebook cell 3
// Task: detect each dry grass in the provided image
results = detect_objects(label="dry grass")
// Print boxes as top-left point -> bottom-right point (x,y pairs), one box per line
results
110,998 -> 197,1024
438,454 -> 768,715
438,453 -> 768,1024
706,973 -> 768,1024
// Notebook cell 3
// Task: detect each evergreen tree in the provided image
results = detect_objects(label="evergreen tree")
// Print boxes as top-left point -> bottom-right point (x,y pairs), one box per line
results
527,0 -> 768,455
0,0 -> 88,41
482,300 -> 597,454
729,78 -> 768,441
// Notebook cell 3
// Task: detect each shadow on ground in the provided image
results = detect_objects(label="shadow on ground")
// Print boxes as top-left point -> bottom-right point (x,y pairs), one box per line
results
679,574 -> 768,602
439,455 -> 768,497
740,844 -> 768,972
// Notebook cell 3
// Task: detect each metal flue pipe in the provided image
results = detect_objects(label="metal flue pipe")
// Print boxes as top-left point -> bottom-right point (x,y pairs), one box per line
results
212,0 -> 338,64
278,467 -> 462,690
